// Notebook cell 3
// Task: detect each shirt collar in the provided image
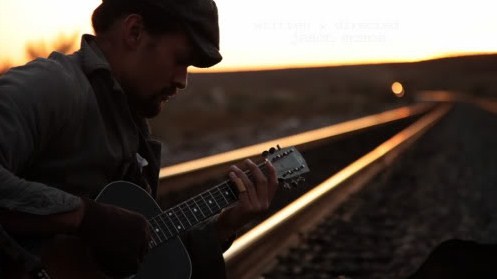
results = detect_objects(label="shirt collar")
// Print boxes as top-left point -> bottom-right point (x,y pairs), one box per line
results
79,34 -> 110,74
78,34 -> 124,92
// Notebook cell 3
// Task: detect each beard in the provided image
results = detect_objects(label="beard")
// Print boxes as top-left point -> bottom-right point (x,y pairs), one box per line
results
126,88 -> 176,118
129,94 -> 163,118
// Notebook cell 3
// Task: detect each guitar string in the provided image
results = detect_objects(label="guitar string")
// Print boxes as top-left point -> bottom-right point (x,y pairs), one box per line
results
185,199 -> 205,218
152,153 -> 308,245
162,159 -> 267,225
185,199 -> 206,221
150,160 -> 271,243
152,219 -> 165,242
154,191 -> 223,240
167,181 -> 236,228
176,204 -> 193,227
187,198 -> 207,218
148,217 -> 168,243
154,214 -> 174,238
149,218 -> 165,244
178,203 -> 196,225
207,191 -> 222,210
155,211 -> 176,234
153,181 -> 237,235
168,209 -> 185,231
164,161 -> 268,230
215,185 -> 230,205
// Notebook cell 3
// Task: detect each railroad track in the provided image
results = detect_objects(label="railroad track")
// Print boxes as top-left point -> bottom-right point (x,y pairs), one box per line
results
156,101 -> 451,278
158,103 -> 433,206
261,100 -> 497,279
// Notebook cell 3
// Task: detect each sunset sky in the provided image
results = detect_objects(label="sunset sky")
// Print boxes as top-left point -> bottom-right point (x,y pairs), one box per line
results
1,0 -> 497,72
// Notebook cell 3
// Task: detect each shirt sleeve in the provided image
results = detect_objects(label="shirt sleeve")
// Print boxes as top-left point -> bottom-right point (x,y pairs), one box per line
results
0,58 -> 82,215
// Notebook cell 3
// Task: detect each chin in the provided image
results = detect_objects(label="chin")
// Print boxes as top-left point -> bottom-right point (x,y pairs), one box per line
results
140,103 -> 164,118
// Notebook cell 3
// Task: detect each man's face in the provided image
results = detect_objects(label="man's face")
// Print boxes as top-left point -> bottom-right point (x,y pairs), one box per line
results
122,31 -> 192,118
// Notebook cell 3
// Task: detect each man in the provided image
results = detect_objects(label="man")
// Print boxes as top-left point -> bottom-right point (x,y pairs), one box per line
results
0,0 -> 278,278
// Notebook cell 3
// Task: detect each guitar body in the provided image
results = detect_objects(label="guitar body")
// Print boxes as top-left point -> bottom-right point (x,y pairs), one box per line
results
42,181 -> 192,279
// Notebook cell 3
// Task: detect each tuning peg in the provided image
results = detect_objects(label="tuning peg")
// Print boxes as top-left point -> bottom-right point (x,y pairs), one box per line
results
262,150 -> 269,158
269,147 -> 276,154
291,180 -> 299,188
287,177 -> 306,189
278,178 -> 291,189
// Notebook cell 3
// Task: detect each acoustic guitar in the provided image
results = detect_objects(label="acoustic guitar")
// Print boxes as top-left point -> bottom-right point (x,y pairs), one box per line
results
25,146 -> 309,279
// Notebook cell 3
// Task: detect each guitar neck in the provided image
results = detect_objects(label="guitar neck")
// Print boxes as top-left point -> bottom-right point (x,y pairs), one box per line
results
148,161 -> 268,247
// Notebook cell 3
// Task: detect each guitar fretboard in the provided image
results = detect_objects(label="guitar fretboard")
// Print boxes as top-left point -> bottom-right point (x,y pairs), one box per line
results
148,178 -> 239,247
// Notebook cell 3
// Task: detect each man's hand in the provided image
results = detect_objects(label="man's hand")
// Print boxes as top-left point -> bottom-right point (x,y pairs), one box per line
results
216,159 -> 279,243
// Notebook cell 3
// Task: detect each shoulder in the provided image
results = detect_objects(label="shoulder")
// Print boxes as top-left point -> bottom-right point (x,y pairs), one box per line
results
0,53 -> 91,112
2,53 -> 84,93
0,54 -> 95,140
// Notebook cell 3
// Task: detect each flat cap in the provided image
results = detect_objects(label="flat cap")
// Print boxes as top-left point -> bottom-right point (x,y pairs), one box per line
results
105,0 -> 222,67
153,0 -> 222,67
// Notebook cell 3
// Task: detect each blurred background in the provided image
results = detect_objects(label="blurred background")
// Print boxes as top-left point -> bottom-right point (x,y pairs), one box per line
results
1,0 -> 497,166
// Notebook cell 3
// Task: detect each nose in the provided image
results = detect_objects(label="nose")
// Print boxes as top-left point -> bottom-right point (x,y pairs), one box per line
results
172,65 -> 188,90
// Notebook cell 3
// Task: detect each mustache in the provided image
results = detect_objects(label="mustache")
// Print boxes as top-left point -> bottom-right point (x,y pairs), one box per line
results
158,86 -> 179,102
161,87 -> 177,97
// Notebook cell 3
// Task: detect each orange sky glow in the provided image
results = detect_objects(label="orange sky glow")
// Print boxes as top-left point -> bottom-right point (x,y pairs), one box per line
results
1,0 -> 497,73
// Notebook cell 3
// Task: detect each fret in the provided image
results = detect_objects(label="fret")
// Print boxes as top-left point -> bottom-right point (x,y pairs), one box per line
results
217,188 -> 232,207
191,198 -> 207,219
157,214 -> 174,239
164,210 -> 182,233
222,182 -> 238,202
178,203 -> 194,227
211,189 -> 228,209
216,185 -> 229,205
200,193 -> 215,214
194,195 -> 211,218
170,208 -> 185,229
174,210 -> 187,231
184,200 -> 200,222
208,190 -> 221,210
149,218 -> 164,243
215,184 -> 235,207
182,201 -> 200,223
171,210 -> 186,231
157,217 -> 171,239
148,230 -> 159,248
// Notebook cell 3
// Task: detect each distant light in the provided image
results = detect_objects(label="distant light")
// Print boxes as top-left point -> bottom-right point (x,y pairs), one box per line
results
391,82 -> 405,98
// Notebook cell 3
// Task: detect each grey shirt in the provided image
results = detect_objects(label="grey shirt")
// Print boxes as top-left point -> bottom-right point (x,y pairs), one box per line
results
0,34 -> 227,278
0,35 -> 143,214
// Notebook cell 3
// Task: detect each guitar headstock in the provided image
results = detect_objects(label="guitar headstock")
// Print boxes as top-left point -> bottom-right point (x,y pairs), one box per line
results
263,145 -> 310,189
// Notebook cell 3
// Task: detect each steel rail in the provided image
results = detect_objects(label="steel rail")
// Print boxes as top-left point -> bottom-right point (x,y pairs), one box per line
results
159,103 -> 431,179
157,103 -> 434,197
223,103 -> 452,279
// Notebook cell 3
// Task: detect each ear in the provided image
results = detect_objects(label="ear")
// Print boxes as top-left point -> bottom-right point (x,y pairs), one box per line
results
122,14 -> 145,50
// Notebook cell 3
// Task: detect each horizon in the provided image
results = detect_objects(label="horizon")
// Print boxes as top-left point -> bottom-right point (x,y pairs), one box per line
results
189,51 -> 497,73
2,50 -> 496,74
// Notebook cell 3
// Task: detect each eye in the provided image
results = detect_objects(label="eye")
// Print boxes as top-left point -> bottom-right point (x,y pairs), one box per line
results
174,50 -> 191,66
174,45 -> 194,67
178,57 -> 192,67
